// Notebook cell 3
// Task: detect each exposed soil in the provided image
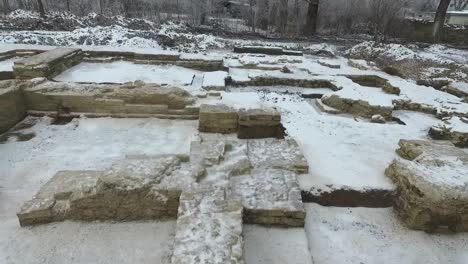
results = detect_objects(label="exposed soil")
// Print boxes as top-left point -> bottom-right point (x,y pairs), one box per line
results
302,188 -> 394,208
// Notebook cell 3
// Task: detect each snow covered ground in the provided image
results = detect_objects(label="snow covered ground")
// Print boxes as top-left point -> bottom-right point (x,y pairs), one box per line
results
54,61 -> 201,86
305,204 -> 468,264
243,225 -> 313,264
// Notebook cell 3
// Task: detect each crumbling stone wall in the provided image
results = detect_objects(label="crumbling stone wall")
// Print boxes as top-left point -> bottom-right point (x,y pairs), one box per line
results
322,94 -> 394,120
385,140 -> 468,232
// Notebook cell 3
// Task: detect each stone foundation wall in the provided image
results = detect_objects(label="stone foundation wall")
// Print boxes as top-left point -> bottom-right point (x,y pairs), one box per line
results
14,48 -> 84,79
0,81 -> 26,133
84,50 -> 226,71
23,81 -> 198,118
322,95 -> 394,120
229,76 -> 339,90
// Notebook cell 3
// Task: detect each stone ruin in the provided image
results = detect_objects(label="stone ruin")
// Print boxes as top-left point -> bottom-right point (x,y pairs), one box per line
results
17,110 -> 308,262
385,139 -> 468,232
199,104 -> 285,139
14,48 -> 83,79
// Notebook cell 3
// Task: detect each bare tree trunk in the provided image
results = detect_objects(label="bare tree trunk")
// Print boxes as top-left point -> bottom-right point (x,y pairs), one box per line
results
432,0 -> 451,41
37,0 -> 45,17
249,0 -> 256,33
2,0 -> 10,15
66,0 -> 71,12
304,0 -> 319,36
99,0 -> 104,14
18,0 -> 25,10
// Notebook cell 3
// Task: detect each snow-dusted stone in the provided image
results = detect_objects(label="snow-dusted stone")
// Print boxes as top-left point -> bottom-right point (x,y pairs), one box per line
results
247,138 -> 309,174
442,82 -> 468,99
14,48 -> 83,79
429,116 -> 468,147
318,60 -> 341,69
346,75 -> 400,95
371,114 -> 386,124
0,80 -> 26,133
321,94 -> 394,120
202,71 -> 228,91
24,80 -> 197,117
238,108 -> 284,139
172,185 -> 244,264
199,104 -> 238,133
228,68 -> 339,90
385,139 -> 468,232
17,155 -> 195,226
347,59 -> 369,70
234,46 -> 302,56
230,168 -> 305,227
190,139 -> 226,167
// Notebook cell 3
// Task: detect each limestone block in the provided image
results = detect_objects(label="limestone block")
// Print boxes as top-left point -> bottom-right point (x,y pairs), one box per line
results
0,80 -> 26,133
247,138 -> 309,173
199,104 -> 238,133
230,168 -> 305,227
234,46 -> 302,56
172,185 -> 244,264
238,108 -> 284,139
190,140 -> 226,167
322,95 -> 394,120
385,139 -> 468,232
429,116 -> 468,148
14,48 -> 83,79
17,155 -> 196,226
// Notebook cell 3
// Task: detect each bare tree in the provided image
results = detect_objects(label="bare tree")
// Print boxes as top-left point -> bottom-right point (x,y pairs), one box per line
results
304,0 -> 319,36
450,0 -> 468,10
2,0 -> 10,15
37,0 -> 45,17
433,0 -> 451,40
278,0 -> 289,34
248,0 -> 257,32
369,0 -> 407,42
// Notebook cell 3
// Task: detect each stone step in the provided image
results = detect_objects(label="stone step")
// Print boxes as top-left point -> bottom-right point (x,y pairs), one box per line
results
172,185 -> 244,264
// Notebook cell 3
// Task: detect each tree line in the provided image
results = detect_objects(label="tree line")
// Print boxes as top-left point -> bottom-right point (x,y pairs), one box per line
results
1,0 -> 467,40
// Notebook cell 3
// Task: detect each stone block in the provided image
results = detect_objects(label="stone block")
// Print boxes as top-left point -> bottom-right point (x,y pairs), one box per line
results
172,185 -> 244,264
14,48 -> 83,79
238,108 -> 284,139
247,138 -> 309,173
0,80 -> 26,133
199,104 -> 238,133
230,168 -> 305,227
385,140 -> 468,232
